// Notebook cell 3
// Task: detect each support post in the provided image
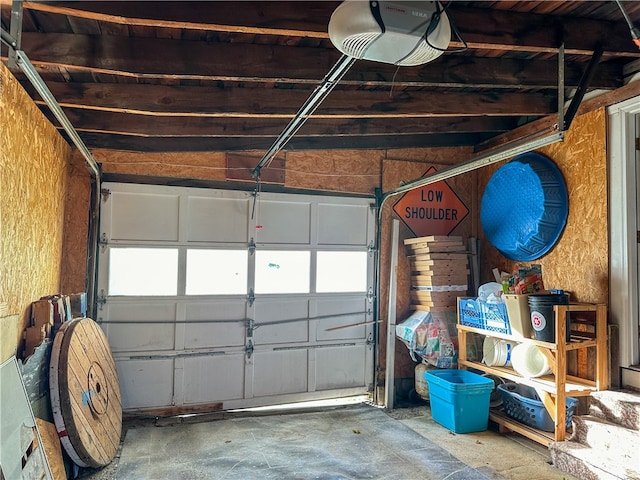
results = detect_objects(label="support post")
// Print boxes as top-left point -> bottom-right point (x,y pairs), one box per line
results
385,219 -> 400,410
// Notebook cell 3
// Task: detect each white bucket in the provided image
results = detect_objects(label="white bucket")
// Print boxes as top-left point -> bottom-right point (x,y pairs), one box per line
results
510,343 -> 552,377
482,337 -> 513,367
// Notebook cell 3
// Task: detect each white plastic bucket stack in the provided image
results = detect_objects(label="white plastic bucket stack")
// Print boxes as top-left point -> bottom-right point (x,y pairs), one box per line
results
482,337 -> 513,367
510,343 -> 552,377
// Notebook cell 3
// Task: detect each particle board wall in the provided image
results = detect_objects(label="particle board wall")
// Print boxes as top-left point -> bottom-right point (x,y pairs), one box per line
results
60,152 -> 92,295
0,62 -> 72,359
285,149 -> 382,194
94,148 -> 382,195
477,108 -> 608,305
92,150 -> 228,181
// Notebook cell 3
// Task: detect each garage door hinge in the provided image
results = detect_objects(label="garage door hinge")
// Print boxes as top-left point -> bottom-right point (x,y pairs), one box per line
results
248,238 -> 256,255
98,233 -> 108,252
367,241 -> 376,256
96,289 -> 107,310
247,288 -> 255,307
101,188 -> 111,202
245,340 -> 254,359
245,318 -> 254,337
367,287 -> 375,303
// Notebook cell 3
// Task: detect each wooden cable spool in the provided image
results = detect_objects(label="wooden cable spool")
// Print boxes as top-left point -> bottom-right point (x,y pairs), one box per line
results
49,318 -> 122,468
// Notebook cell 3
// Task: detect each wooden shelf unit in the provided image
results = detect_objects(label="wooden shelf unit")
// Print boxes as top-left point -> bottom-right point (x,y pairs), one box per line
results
457,303 -> 608,444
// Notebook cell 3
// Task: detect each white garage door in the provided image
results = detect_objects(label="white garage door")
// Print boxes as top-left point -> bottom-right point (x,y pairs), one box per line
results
96,183 -> 376,413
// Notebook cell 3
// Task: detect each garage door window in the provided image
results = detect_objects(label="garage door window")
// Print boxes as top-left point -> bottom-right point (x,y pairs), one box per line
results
316,251 -> 368,293
186,249 -> 248,295
108,248 -> 179,296
255,250 -> 310,294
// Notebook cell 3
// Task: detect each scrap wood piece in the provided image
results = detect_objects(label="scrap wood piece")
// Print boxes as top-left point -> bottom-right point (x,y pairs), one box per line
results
50,318 -> 122,468
23,325 -> 49,359
35,419 -> 66,480
404,235 -> 463,245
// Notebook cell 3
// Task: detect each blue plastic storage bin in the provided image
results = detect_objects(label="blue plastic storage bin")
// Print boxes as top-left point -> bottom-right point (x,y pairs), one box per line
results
424,369 -> 495,433
497,383 -> 578,432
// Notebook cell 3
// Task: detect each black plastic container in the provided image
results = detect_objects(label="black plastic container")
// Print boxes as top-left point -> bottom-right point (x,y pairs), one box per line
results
528,294 -> 570,342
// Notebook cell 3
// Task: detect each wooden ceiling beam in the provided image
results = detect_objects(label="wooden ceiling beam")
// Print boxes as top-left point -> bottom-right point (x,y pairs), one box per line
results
70,131 -> 497,152
16,32 -> 622,89
22,1 -> 341,39
21,1 -> 640,56
42,108 -> 518,137
33,82 -> 556,117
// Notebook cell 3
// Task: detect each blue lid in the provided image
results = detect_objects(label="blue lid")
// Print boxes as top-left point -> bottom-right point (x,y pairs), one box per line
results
480,152 -> 568,261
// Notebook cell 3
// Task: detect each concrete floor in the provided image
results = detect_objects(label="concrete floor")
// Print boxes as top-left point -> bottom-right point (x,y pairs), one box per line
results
78,400 -> 576,480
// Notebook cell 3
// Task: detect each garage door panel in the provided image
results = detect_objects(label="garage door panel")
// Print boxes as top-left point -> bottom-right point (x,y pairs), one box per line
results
184,301 -> 246,349
316,314 -> 366,341
182,354 -> 245,404
187,196 -> 249,242
103,303 -> 176,352
317,203 -> 369,245
257,201 -> 311,244
116,359 -> 174,409
252,349 -> 308,396
315,298 -> 368,341
103,324 -> 175,353
110,192 -> 179,241
99,184 -> 374,412
253,299 -> 309,344
315,345 -> 366,390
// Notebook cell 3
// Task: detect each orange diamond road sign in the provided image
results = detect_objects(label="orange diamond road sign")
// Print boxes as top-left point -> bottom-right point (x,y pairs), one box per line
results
392,167 -> 469,237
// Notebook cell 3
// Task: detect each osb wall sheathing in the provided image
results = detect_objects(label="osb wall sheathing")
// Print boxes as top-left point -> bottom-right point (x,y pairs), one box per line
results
379,147 -> 475,381
0,62 -> 72,359
95,149 -> 382,195
285,150 -> 382,194
60,152 -> 92,294
477,108 -> 608,305
92,150 -> 228,180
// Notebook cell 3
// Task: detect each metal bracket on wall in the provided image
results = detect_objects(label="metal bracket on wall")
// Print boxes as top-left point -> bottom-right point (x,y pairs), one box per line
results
8,0 -> 23,68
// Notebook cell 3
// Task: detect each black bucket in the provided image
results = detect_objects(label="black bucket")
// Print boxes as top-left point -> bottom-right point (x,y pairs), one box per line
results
528,294 -> 570,343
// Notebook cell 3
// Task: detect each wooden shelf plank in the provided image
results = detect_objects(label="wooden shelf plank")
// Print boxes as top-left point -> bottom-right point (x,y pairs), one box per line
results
457,324 -> 597,350
489,410 -> 556,445
458,360 -> 597,395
